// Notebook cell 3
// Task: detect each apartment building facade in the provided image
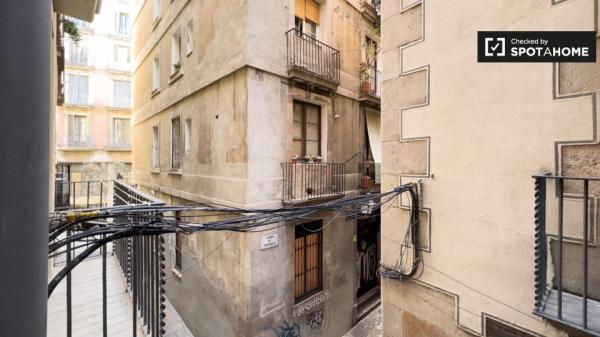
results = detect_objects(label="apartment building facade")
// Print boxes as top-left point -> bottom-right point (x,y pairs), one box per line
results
131,0 -> 382,336
56,0 -> 134,188
380,1 -> 599,337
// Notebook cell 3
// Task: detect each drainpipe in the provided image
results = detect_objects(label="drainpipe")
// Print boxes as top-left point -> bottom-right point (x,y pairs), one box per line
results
0,0 -> 51,336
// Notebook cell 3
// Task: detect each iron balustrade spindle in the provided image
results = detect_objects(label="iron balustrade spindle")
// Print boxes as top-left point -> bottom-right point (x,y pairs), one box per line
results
532,174 -> 600,336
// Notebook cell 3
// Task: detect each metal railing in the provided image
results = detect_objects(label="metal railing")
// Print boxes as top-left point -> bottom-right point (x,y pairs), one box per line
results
66,92 -> 90,105
68,52 -> 88,67
360,64 -> 381,97
286,28 -> 341,84
358,161 -> 381,192
57,135 -> 94,148
281,162 -> 345,202
54,180 -> 112,210
371,0 -> 381,13
113,180 -> 166,337
533,174 -> 599,336
106,138 -> 132,149
111,95 -> 131,108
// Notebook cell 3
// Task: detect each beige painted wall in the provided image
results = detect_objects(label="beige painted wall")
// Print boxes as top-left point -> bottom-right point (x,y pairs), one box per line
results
381,0 -> 598,336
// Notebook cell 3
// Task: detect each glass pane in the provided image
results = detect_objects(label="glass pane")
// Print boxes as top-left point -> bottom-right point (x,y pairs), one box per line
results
293,140 -> 302,156
293,103 -> 303,121
306,122 -> 319,141
306,141 -> 319,156
293,120 -> 302,139
306,106 -> 319,123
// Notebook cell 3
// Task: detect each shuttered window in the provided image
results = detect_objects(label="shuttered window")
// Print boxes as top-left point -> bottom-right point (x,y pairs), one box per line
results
295,0 -> 320,24
294,221 -> 323,302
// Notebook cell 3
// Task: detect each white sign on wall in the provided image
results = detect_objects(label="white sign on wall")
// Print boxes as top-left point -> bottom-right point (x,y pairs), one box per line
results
260,233 -> 279,250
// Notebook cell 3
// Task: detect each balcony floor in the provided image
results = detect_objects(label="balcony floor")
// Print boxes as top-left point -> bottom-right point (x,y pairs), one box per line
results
48,252 -> 193,337
538,289 -> 600,336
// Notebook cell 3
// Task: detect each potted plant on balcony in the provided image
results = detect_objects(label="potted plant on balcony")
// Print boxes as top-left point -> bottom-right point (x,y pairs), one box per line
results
292,154 -> 302,163
360,62 -> 371,93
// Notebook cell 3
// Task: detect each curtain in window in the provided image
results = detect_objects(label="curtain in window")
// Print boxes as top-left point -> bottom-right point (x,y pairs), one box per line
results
365,110 -> 381,183
68,115 -> 87,145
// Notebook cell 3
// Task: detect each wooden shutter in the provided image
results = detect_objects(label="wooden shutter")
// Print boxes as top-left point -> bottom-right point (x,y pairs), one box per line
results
305,0 -> 320,24
296,0 -> 319,24
295,0 -> 306,19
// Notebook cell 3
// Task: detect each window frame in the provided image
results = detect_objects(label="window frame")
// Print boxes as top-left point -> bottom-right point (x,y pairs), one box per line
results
151,124 -> 160,170
170,116 -> 181,170
171,29 -> 182,75
294,221 -> 323,303
174,212 -> 183,271
186,19 -> 194,56
111,117 -> 130,146
152,56 -> 160,93
183,118 -> 191,153
293,100 -> 321,157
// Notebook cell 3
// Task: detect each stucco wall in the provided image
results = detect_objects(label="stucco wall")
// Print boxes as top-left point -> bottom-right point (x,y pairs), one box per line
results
381,0 -> 598,336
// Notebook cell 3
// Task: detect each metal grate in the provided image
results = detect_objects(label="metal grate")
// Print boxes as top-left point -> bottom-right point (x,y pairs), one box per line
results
295,221 -> 323,302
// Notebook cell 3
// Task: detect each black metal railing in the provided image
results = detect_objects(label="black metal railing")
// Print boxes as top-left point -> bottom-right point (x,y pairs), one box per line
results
57,135 -> 94,148
286,29 -> 341,84
533,174 -> 599,335
54,180 -> 112,210
113,180 -> 166,337
358,161 -> 381,192
281,162 -> 345,202
360,64 -> 381,98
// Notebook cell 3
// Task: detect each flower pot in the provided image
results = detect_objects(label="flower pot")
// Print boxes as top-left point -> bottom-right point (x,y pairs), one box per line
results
361,81 -> 371,93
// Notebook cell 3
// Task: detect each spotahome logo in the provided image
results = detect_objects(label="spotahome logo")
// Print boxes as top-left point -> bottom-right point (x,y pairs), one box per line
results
478,31 -> 596,62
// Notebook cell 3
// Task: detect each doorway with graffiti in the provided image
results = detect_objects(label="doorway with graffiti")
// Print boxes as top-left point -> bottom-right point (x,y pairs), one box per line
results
355,210 -> 381,321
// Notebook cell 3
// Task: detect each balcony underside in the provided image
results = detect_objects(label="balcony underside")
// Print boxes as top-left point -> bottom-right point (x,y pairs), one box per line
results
283,192 -> 345,206
288,67 -> 339,92
359,93 -> 380,108
537,289 -> 600,337
360,2 -> 379,24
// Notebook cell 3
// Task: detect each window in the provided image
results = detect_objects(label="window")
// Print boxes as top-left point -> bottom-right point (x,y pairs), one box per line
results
67,74 -> 89,105
152,56 -> 160,93
112,80 -> 131,107
68,39 -> 88,66
184,118 -> 191,153
153,0 -> 161,20
295,221 -> 322,302
114,44 -> 131,63
174,212 -> 183,271
186,20 -> 194,55
115,12 -> 129,36
112,118 -> 130,147
295,0 -> 320,38
365,36 -> 378,67
171,30 -> 182,75
171,117 -> 181,169
293,101 -> 321,157
68,115 -> 88,146
152,125 -> 159,169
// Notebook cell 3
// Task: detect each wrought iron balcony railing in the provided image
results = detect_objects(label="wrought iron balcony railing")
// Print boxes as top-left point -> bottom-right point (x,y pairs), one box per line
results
57,136 -> 94,149
66,92 -> 91,105
281,162 -> 345,203
106,138 -> 132,149
533,174 -> 600,336
360,64 -> 381,98
111,95 -> 131,108
286,29 -> 341,84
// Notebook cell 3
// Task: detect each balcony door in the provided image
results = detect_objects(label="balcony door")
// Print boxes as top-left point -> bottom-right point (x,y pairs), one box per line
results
68,115 -> 87,146
293,101 -> 321,158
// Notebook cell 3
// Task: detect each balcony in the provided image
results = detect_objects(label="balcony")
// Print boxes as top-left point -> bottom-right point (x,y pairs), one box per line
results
57,135 -> 94,150
286,29 -> 340,91
358,161 -> 381,193
359,63 -> 381,106
533,174 -> 600,336
110,95 -> 131,109
65,92 -> 91,106
106,138 -> 131,150
67,53 -> 88,67
361,0 -> 381,22
281,162 -> 345,203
